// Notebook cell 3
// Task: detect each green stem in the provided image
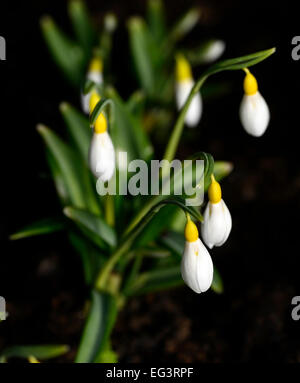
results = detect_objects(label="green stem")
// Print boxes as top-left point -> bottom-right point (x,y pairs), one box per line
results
105,194 -> 115,227
162,74 -> 208,174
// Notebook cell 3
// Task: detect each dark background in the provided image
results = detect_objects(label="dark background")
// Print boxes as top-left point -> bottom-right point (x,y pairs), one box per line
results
0,0 -> 299,362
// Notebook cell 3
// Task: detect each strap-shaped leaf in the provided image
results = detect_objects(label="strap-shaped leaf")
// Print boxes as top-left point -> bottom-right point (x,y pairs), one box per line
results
37,125 -> 100,215
128,17 -> 156,96
0,345 -> 69,361
10,218 -> 64,240
125,264 -> 223,295
168,7 -> 201,43
68,0 -> 95,53
60,102 -> 91,162
40,16 -> 85,87
205,47 -> 276,75
75,290 -> 117,363
108,88 -> 153,163
69,232 -> 105,285
147,0 -> 167,43
64,207 -> 117,249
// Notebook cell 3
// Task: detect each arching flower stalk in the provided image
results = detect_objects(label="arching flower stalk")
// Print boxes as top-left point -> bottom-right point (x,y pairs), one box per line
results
181,215 -> 214,293
201,174 -> 232,249
239,68 -> 270,137
175,54 -> 202,128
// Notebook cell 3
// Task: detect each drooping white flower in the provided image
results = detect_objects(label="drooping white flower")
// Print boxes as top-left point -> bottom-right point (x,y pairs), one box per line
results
239,68 -> 270,137
201,40 -> 226,64
181,216 -> 213,294
88,92 -> 115,182
175,54 -> 202,128
81,57 -> 104,114
201,175 -> 232,249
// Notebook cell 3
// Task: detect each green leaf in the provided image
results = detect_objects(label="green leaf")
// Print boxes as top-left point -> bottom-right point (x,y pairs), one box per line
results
10,218 -> 64,240
205,47 -> 276,75
93,341 -> 118,363
68,0 -> 95,53
107,88 -> 153,163
168,7 -> 201,43
46,149 -> 70,204
128,17 -> 156,96
211,267 -> 224,294
75,290 -> 117,363
60,102 -> 91,162
69,232 -> 105,285
147,0 -> 166,43
126,90 -> 145,116
40,16 -> 85,86
0,345 -> 69,360
213,161 -> 233,183
126,265 -> 183,296
126,263 -> 223,295
64,207 -> 117,249
37,124 -> 100,215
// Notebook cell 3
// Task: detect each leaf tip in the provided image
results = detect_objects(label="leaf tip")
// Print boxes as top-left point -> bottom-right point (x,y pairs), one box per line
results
59,102 -> 70,113
63,207 -> 72,218
40,15 -> 53,29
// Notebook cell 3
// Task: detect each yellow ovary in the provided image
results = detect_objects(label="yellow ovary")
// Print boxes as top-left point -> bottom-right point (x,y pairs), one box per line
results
88,57 -> 103,73
185,216 -> 199,243
243,68 -> 258,95
89,91 -> 101,113
208,174 -> 222,204
175,54 -> 192,82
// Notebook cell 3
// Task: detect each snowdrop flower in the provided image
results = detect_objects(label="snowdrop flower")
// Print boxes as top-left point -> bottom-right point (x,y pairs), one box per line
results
201,175 -> 232,249
88,92 -> 115,182
201,40 -> 226,64
175,54 -> 202,128
81,57 -> 104,114
181,215 -> 213,294
239,68 -> 270,137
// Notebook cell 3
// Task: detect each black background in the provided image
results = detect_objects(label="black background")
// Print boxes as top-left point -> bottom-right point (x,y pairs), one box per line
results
0,0 -> 299,362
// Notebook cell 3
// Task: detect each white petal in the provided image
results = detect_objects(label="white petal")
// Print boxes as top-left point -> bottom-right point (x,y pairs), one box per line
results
175,79 -> 202,128
181,238 -> 213,293
201,199 -> 232,248
239,92 -> 270,137
88,131 -> 115,182
202,40 -> 226,63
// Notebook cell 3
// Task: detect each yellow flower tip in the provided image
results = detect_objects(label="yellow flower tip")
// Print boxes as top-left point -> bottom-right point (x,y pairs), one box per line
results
88,57 -> 103,73
208,174 -> 222,204
243,69 -> 258,95
28,356 -> 40,363
175,53 -> 192,82
94,113 -> 108,134
184,216 -> 199,243
89,91 -> 101,115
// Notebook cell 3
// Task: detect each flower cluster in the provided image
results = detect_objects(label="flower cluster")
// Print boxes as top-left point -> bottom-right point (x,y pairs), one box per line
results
181,175 -> 232,293
175,55 -> 270,137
